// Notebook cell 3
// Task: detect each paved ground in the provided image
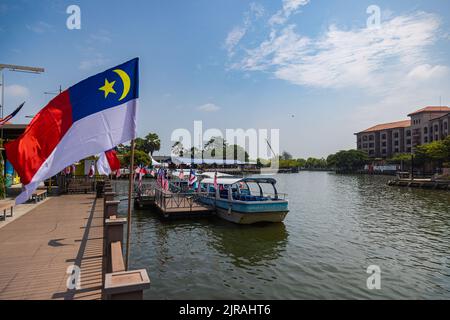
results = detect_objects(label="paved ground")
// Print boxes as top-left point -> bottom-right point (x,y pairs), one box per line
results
0,197 -> 50,230
0,194 -> 105,300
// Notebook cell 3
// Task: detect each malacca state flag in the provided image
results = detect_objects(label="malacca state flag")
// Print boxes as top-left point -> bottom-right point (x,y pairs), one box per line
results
6,58 -> 139,204
97,149 -> 121,176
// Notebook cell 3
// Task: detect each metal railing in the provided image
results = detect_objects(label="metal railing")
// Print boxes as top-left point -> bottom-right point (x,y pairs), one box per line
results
154,188 -> 211,210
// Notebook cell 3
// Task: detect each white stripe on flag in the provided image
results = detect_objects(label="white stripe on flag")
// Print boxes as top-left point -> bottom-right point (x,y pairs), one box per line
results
15,99 -> 137,204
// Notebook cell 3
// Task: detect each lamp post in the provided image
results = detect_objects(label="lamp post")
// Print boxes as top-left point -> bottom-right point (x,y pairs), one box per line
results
0,64 -> 44,196
0,64 -> 45,119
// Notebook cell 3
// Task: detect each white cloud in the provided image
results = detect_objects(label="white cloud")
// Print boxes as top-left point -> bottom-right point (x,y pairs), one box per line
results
5,85 -> 30,99
79,56 -> 110,71
407,64 -> 449,81
225,27 -> 247,57
269,0 -> 309,25
88,30 -> 112,44
224,2 -> 265,57
197,103 -> 221,112
26,21 -> 53,34
249,2 -> 265,18
233,11 -> 443,93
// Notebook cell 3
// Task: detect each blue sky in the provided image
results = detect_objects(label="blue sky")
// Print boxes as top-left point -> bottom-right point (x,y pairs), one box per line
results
1,0 -> 450,158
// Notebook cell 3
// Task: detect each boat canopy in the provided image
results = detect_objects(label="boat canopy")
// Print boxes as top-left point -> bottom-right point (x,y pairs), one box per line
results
171,169 -> 191,179
172,157 -> 247,165
201,177 -> 277,185
201,177 -> 243,185
199,172 -> 233,179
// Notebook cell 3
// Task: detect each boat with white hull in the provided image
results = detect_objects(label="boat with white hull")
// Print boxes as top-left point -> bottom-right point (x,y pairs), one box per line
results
198,176 -> 289,224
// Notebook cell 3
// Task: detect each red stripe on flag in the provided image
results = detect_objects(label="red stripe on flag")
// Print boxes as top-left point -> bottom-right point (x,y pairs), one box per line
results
105,149 -> 121,172
5,91 -> 73,185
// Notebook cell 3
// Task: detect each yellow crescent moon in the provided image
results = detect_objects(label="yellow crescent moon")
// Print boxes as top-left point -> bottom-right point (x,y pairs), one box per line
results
113,69 -> 131,101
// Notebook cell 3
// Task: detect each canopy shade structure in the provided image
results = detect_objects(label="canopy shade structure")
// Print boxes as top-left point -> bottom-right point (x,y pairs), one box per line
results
201,177 -> 278,186
172,157 -> 248,166
199,172 -> 233,179
201,177 -> 243,185
151,157 -> 161,166
171,169 -> 191,179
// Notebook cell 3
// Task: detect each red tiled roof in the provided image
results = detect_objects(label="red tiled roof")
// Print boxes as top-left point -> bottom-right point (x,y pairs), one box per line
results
408,106 -> 450,116
358,120 -> 411,134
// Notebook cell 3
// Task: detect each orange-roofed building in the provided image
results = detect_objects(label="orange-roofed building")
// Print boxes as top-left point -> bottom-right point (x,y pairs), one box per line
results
355,105 -> 450,158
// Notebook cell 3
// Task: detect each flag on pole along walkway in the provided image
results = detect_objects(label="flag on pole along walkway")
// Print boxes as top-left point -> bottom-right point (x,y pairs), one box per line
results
188,169 -> 197,186
214,171 -> 218,190
88,163 -> 95,178
5,58 -> 139,204
97,149 -> 121,176
0,102 -> 25,127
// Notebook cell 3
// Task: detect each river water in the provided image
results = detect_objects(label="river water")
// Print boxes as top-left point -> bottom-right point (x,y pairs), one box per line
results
115,172 -> 450,299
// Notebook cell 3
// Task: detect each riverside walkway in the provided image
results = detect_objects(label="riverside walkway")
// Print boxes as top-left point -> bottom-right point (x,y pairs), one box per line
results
0,194 -> 105,300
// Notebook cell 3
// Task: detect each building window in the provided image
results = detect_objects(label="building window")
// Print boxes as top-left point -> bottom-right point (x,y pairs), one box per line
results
406,139 -> 411,145
394,148 -> 399,153
394,132 -> 399,138
424,127 -> 428,134
382,149 -> 387,154
407,147 -> 412,153
425,137 -> 429,143
369,150 -> 374,155
382,142 -> 387,147
381,133 -> 386,139
444,122 -> 448,130
369,135 -> 374,141
363,143 -> 368,148
406,130 -> 411,137
394,140 -> 399,146
363,136 -> 368,141
435,135 -> 439,141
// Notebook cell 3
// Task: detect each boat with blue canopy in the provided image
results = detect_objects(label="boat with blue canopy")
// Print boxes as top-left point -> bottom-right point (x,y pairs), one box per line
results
198,176 -> 289,224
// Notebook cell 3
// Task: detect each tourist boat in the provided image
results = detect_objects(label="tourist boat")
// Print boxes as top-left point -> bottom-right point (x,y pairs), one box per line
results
198,176 -> 289,224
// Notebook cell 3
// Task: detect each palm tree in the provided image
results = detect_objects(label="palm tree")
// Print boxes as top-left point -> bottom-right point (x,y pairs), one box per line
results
145,133 -> 161,156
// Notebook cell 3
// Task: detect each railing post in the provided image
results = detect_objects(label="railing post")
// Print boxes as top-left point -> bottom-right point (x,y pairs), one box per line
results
104,269 -> 150,300
105,217 -> 127,273
104,200 -> 120,219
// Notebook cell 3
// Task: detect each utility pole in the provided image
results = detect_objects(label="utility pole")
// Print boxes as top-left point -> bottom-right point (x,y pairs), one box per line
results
0,64 -> 44,196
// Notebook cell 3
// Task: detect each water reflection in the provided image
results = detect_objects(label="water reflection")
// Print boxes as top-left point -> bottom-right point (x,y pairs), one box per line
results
115,174 -> 450,299
208,221 -> 288,268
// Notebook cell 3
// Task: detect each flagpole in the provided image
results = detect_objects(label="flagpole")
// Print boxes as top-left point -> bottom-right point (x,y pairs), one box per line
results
125,138 -> 135,270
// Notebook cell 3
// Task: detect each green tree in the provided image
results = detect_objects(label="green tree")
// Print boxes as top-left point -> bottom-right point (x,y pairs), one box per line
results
225,144 -> 249,162
172,141 -> 185,157
327,150 -> 368,172
123,150 -> 151,167
281,151 -> 293,160
135,133 -> 161,156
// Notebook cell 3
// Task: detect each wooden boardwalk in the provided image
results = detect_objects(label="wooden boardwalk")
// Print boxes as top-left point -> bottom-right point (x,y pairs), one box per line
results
0,194 -> 105,300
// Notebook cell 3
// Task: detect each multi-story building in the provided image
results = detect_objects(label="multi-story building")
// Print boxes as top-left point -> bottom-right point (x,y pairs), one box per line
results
355,106 -> 450,158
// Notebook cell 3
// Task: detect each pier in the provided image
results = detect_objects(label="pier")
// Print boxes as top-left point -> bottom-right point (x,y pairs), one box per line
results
0,194 -> 104,299
388,178 -> 450,190
0,180 -> 150,300
134,182 -> 214,218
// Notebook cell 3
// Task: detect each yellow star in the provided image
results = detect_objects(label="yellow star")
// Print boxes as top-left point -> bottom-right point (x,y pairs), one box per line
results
99,78 -> 116,98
